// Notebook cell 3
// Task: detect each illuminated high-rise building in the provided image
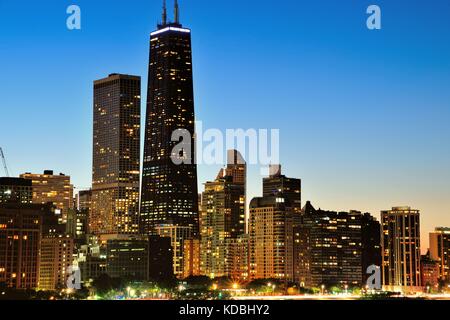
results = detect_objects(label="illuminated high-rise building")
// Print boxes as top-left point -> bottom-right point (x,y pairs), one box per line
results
225,235 -> 249,281
38,235 -> 74,291
20,170 -> 73,221
429,227 -> 450,282
249,196 -> 296,282
263,165 -> 301,213
224,150 -> 246,186
155,224 -> 191,278
183,238 -> 201,278
420,253 -> 439,288
91,74 -> 141,235
293,202 -> 380,288
200,150 -> 246,278
0,203 -> 58,289
381,206 -> 422,291
140,0 -> 199,236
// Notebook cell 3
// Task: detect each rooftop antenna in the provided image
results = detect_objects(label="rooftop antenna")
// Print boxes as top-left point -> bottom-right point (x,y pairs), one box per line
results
162,0 -> 167,26
174,0 -> 180,24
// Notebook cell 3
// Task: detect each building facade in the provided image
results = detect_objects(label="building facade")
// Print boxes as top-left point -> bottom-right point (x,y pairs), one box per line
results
225,235 -> 249,281
200,151 -> 246,279
429,227 -> 450,282
0,203 -> 55,289
38,235 -> 74,290
361,212 -> 382,284
20,170 -> 73,223
294,202 -> 378,288
77,189 -> 92,212
155,224 -> 192,278
421,254 -> 440,288
249,196 -> 296,282
66,208 -> 89,241
76,237 -> 107,285
105,235 -> 149,280
381,206 -> 422,291
263,165 -> 301,213
91,74 -> 141,235
0,177 -> 32,204
148,235 -> 174,282
182,238 -> 201,279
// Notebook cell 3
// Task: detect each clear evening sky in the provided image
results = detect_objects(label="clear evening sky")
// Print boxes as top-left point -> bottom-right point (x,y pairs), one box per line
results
1,0 -> 449,250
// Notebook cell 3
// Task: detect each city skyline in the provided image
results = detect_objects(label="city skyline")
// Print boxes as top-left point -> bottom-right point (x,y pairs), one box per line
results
1,0 -> 450,251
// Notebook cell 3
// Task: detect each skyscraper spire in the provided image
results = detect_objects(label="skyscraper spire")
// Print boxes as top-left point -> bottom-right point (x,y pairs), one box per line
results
174,0 -> 180,24
162,0 -> 167,26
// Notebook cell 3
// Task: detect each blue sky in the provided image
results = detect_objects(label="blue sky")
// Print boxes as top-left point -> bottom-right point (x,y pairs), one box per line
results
1,0 -> 450,249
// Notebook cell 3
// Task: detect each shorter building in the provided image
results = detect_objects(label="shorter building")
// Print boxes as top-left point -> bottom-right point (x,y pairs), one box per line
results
149,235 -> 174,282
38,235 -> 74,290
0,177 -> 32,204
429,227 -> 450,282
421,253 -> 440,289
155,224 -> 192,278
263,165 -> 301,213
294,202 -> 381,288
20,171 -> 74,222
360,212 -> 382,284
381,206 -> 422,292
75,237 -> 107,285
225,235 -> 249,281
249,196 -> 296,282
183,238 -> 201,279
0,203 -> 55,289
77,189 -> 92,211
200,151 -> 246,279
104,235 -> 149,280
66,208 -> 89,242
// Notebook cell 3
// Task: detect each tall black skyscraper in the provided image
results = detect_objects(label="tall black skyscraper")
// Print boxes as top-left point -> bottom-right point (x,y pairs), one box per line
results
140,1 -> 199,236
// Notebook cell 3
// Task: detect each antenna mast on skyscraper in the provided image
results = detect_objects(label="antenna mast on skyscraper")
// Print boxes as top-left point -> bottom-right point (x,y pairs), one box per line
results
174,0 -> 180,24
162,0 -> 167,26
